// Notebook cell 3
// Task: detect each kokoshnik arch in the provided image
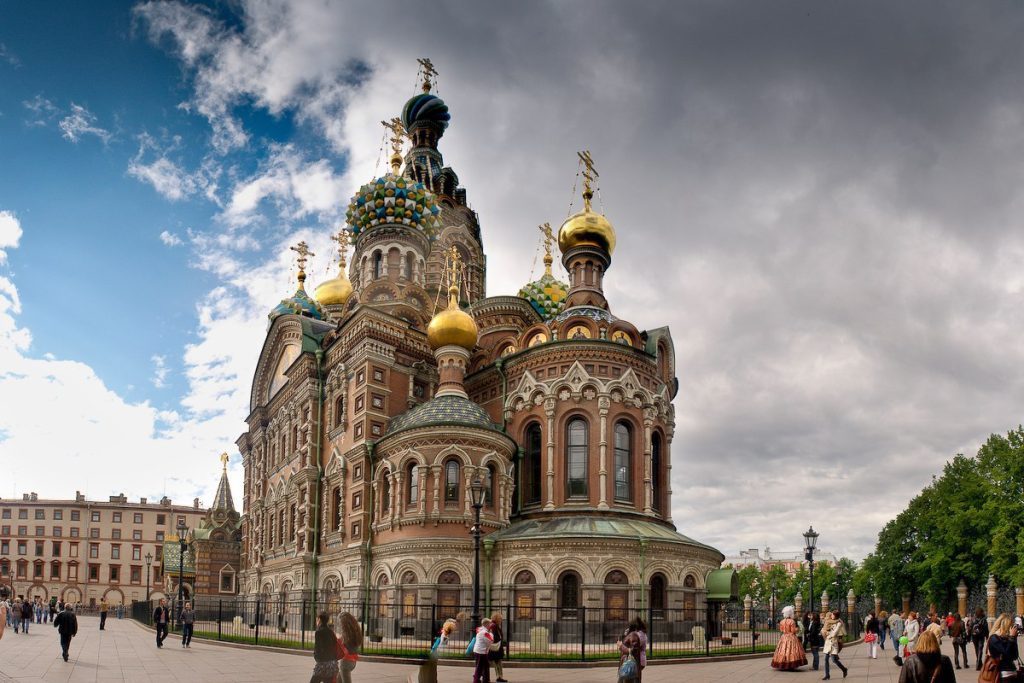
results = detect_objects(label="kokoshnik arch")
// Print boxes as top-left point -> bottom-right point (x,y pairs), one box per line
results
237,61 -> 724,632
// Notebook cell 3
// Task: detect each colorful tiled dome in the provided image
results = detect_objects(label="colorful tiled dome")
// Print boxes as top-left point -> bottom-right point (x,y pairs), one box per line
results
401,93 -> 451,133
519,271 -> 569,319
269,285 -> 324,322
344,173 -> 442,239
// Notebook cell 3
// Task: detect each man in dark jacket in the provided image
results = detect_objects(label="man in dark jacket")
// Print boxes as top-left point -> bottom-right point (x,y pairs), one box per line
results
20,598 -> 32,633
52,604 -> 78,662
153,599 -> 170,648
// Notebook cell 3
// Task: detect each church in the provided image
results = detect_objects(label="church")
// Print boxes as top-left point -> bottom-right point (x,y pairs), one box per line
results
236,61 -> 725,636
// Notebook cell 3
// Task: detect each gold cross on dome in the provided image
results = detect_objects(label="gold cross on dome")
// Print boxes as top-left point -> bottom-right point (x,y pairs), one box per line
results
382,117 -> 406,172
577,150 -> 599,211
539,222 -> 554,274
329,228 -> 350,268
418,58 -> 438,93
290,240 -> 313,272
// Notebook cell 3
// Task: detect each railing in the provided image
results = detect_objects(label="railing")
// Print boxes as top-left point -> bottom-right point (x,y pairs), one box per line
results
130,598 -> 862,661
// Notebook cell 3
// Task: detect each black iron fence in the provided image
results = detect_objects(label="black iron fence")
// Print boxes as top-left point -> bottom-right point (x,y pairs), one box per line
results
130,597 -> 865,661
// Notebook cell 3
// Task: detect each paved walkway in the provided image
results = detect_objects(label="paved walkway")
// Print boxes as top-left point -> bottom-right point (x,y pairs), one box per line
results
0,616 -> 988,682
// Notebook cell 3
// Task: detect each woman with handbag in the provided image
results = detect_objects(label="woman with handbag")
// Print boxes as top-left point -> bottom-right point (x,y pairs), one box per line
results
896,631 -> 955,682
982,613 -> 1020,682
948,613 -> 968,670
335,612 -> 362,683
617,621 -> 644,683
822,609 -> 848,680
488,613 -> 507,683
865,612 -> 879,659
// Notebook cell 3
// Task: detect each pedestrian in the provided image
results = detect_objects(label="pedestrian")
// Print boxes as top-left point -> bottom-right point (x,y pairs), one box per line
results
412,618 -> 457,683
336,611 -> 362,683
180,601 -> 194,648
472,617 -> 494,683
889,611 -> 905,655
99,598 -> 109,630
52,603 -> 78,662
904,611 -> 920,653
806,611 -> 824,671
117,603 -> 124,619
946,612 -> 968,669
0,598 -> 7,640
488,612 -> 508,682
970,607 -> 989,671
897,630 -> 955,682
924,615 -> 943,644
864,611 -> 879,659
34,597 -> 43,624
309,612 -> 338,683
771,605 -> 807,670
11,599 -> 19,633
20,596 -> 32,633
877,610 -> 889,651
822,609 -> 848,680
152,598 -> 170,648
983,613 -> 1020,680
617,619 -> 644,683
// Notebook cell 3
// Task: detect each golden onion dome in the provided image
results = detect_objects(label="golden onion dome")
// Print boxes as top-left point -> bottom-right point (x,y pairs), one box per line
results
427,285 -> 478,351
313,270 -> 353,307
558,208 -> 616,255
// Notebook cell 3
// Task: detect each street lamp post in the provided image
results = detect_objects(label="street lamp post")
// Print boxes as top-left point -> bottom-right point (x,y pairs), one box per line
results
469,477 -> 487,629
145,552 -> 153,602
176,519 -> 189,628
771,577 -> 777,626
804,526 -> 819,615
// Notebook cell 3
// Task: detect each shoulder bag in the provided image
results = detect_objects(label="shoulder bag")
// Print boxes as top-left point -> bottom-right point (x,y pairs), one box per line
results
978,653 -> 1000,683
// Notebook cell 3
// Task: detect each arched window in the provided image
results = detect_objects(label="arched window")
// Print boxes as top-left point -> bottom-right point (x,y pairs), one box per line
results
401,571 -> 417,618
684,574 -> 697,612
444,460 -> 460,505
437,570 -> 461,620
373,251 -> 383,279
650,573 -> 667,617
566,418 -> 588,499
605,570 -> 629,621
558,571 -> 580,618
651,433 -> 663,513
334,396 -> 344,428
405,252 -> 415,280
407,463 -> 419,506
514,570 -> 536,619
524,423 -> 542,506
381,472 -> 391,513
614,422 -> 632,502
484,464 -> 496,509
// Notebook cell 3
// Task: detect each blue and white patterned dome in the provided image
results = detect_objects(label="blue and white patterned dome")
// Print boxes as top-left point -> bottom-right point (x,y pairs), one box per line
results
401,93 -> 451,132
345,172 -> 442,239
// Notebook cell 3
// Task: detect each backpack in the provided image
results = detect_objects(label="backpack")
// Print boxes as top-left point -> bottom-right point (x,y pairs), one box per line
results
971,618 -> 984,639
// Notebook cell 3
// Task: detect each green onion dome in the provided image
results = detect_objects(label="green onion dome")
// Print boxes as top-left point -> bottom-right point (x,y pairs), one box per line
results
269,282 -> 324,322
344,172 -> 442,240
518,271 -> 569,319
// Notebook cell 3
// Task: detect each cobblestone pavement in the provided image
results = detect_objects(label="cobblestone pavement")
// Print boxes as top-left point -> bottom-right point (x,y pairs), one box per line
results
0,616 -> 990,682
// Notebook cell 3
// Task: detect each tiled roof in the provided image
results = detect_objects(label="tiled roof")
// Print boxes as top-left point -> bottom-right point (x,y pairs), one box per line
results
488,515 -> 721,555
384,395 -> 502,437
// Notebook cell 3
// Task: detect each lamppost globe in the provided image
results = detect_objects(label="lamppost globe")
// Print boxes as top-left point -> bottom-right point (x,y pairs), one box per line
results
803,526 -> 819,615
803,526 -> 819,551
469,476 -> 486,630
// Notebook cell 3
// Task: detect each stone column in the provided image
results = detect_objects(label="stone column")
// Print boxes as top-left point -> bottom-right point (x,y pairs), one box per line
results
795,593 -> 804,621
544,398 -> 556,511
902,593 -> 911,615
664,430 -> 674,524
642,407 -> 654,514
847,590 -> 857,633
821,590 -> 830,613
1016,587 -> 1024,619
987,575 -> 998,625
743,594 -> 752,625
957,580 -> 968,618
874,594 -> 881,616
597,398 -> 610,510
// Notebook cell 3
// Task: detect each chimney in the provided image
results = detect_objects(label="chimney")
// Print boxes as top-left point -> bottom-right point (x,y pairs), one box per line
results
22,493 -> 29,501
193,497 -> 200,509
140,497 -> 147,505
30,492 -> 38,501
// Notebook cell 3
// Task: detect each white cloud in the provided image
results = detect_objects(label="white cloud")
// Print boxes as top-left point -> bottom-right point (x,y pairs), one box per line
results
0,43 -> 20,67
22,95 -> 58,127
151,354 -> 169,388
159,230 -> 183,246
58,103 -> 111,144
128,133 -> 218,201
0,211 -> 23,264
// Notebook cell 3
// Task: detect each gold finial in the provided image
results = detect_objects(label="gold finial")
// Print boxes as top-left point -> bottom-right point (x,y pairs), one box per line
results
329,227 -> 350,270
417,58 -> 438,93
539,222 -> 555,275
577,150 -> 599,212
290,240 -> 314,290
382,117 -> 406,174
445,245 -> 463,307
220,452 -> 229,472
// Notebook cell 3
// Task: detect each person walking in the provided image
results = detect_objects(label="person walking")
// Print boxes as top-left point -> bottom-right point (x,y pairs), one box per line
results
52,603 -> 78,662
20,596 -> 32,633
983,613 -> 1020,680
472,617 -> 495,683
970,607 -> 989,671
806,611 -> 824,671
925,615 -> 943,644
889,611 -> 905,656
877,610 -> 889,651
617,619 -> 645,683
0,598 -> 7,640
897,630 -> 955,682
904,611 -> 920,653
412,618 -> 457,683
34,597 -> 43,624
99,598 -> 109,630
488,612 -> 508,682
948,613 -> 968,669
180,601 -> 194,648
771,605 -> 808,670
153,598 -> 170,648
822,609 -> 848,680
309,612 -> 338,683
864,612 -> 879,659
336,611 -> 361,683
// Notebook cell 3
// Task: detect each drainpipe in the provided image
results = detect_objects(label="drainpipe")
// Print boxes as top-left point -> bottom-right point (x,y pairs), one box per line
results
362,442 -> 376,626
638,538 -> 648,611
310,349 -> 324,611
484,538 -> 495,616
495,358 -> 508,432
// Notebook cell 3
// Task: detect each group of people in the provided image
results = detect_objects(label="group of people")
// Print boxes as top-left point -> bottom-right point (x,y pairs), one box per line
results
309,611 -> 363,683
1,595 -> 65,632
863,608 -> 993,669
0,598 -> 79,661
151,597 -> 195,648
772,606 -> 849,679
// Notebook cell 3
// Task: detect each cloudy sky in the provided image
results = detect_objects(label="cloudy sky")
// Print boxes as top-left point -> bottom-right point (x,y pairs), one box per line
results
1,0 -> 1023,561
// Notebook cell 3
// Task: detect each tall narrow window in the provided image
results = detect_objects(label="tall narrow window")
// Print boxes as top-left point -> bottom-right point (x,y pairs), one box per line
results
332,487 -> 341,529
407,463 -> 419,505
652,433 -> 663,513
381,474 -> 391,513
566,418 -> 588,499
444,460 -> 460,504
559,571 -> 580,618
373,251 -> 383,279
405,252 -> 415,280
485,464 -> 496,509
524,423 -> 542,506
614,422 -> 632,502
650,573 -> 667,618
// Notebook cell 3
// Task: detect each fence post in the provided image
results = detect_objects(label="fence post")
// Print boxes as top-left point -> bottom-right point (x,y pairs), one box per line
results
705,606 -> 710,657
580,605 -> 586,662
751,609 -> 756,654
431,603 -> 437,642
648,604 -> 654,659
218,600 -> 222,641
505,602 -> 512,660
301,599 -> 307,649
254,599 -> 261,646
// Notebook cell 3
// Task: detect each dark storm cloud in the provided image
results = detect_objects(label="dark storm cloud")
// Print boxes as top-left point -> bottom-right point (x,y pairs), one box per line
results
137,0 -> 1024,560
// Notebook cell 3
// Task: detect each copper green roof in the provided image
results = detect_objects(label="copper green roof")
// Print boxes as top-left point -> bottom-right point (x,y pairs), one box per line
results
706,568 -> 738,601
488,515 -> 721,555
383,394 -> 503,437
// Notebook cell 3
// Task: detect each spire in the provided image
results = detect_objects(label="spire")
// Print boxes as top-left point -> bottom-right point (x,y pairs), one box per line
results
382,117 -> 406,174
539,222 -> 555,276
427,247 -> 477,397
213,452 -> 236,513
558,151 -> 617,310
578,150 -> 597,212
417,57 -> 438,93
289,240 -> 314,292
330,226 -> 350,271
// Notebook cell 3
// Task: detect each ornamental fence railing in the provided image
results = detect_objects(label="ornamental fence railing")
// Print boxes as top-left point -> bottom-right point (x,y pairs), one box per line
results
130,597 -> 865,661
